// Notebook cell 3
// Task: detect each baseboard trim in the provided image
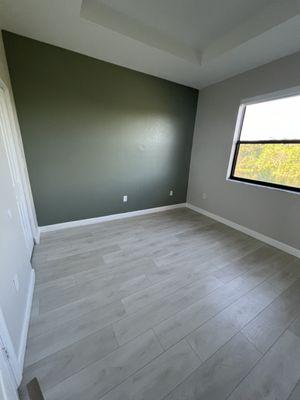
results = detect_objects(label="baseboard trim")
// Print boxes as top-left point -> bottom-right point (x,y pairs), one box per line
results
39,203 -> 187,234
18,269 -> 35,381
34,228 -> 40,245
38,202 -> 299,258
186,203 -> 300,259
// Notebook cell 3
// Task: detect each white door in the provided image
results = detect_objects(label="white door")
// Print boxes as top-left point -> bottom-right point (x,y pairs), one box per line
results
0,85 -> 34,256
0,338 -> 19,400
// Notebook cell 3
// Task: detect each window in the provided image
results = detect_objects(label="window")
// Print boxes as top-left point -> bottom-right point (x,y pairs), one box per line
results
229,92 -> 300,193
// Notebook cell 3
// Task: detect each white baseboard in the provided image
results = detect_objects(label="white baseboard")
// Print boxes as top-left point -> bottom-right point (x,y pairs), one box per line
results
17,269 -> 35,381
186,203 -> 300,259
38,202 -> 299,258
34,227 -> 40,244
39,203 -> 187,234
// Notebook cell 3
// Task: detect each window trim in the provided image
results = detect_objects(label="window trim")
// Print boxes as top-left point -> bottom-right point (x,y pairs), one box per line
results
227,86 -> 300,195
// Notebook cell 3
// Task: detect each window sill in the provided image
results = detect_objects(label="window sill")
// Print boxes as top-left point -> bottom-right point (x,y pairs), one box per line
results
227,176 -> 300,195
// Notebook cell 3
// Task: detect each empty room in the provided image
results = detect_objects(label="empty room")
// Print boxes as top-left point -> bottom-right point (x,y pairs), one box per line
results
0,1 -> 300,399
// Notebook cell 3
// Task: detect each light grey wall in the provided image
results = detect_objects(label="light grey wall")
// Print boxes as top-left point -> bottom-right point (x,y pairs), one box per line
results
188,51 -> 300,250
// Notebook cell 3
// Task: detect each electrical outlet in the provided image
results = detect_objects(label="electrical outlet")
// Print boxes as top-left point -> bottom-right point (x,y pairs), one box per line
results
123,195 -> 128,203
13,274 -> 19,292
169,190 -> 173,196
202,193 -> 207,200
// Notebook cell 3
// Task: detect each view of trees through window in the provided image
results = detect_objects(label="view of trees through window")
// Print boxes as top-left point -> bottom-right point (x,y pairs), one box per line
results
234,143 -> 300,188
231,94 -> 300,191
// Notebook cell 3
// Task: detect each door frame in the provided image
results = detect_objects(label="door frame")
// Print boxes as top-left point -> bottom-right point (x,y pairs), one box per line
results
0,79 -> 37,385
0,336 -> 19,400
0,79 -> 39,245
0,308 -> 21,385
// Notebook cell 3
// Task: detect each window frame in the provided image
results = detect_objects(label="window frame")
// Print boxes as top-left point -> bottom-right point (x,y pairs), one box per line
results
227,86 -> 300,194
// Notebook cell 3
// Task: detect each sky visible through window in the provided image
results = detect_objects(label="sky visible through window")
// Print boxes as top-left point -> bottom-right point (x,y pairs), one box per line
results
241,95 -> 300,141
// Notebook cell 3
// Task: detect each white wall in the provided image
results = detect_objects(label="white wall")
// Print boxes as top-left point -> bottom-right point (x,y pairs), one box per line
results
0,30 -> 33,369
188,51 -> 300,251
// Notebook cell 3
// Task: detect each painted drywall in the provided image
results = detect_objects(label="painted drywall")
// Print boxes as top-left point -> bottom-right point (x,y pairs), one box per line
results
0,30 -> 32,359
3,31 -> 198,226
188,51 -> 300,250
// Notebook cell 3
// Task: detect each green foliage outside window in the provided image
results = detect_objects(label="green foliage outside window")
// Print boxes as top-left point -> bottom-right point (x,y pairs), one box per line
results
234,143 -> 300,188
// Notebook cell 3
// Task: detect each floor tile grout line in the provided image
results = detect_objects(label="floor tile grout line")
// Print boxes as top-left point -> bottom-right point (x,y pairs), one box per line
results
33,238 -> 262,290
224,316 -> 300,400
240,276 -> 300,346
158,331 -> 254,400
187,272 -> 300,356
111,282 -> 225,347
34,228 -> 260,284
25,300 -> 128,365
287,379 -> 300,400
113,248 -> 278,325
24,321 -> 120,369
24,328 -> 121,393
148,262 -> 293,353
30,250 -> 292,347
183,336 -> 204,364
90,334 -> 198,400
159,330 -> 264,400
43,329 -> 166,399
25,209 -> 299,400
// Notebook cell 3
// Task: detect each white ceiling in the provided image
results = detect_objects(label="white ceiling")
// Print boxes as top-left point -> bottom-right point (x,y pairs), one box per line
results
0,0 -> 300,89
90,0 -> 271,50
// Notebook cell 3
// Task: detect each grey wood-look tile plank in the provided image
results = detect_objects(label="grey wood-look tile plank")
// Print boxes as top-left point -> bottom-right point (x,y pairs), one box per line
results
78,273 -> 152,305
153,225 -> 238,266
37,275 -> 80,314
34,250 -> 106,284
186,281 -> 280,361
25,300 -> 126,366
106,227 -> 253,267
146,240 -> 263,285
75,257 -> 158,286
163,333 -> 261,400
267,258 -> 300,292
212,247 -> 289,283
288,315 -> 300,338
29,291 -> 123,339
242,278 -> 300,354
101,234 -> 180,264
33,246 -> 105,270
21,209 -> 298,400
113,275 -> 223,345
45,330 -> 163,400
121,265 -> 220,314
154,255 -> 284,350
35,242 -> 120,263
21,325 -> 118,393
227,329 -> 300,400
120,241 -> 256,314
154,235 -> 258,270
99,339 -> 201,400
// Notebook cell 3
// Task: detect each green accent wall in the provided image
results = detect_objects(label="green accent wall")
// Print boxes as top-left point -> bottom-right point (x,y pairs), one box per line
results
3,31 -> 198,226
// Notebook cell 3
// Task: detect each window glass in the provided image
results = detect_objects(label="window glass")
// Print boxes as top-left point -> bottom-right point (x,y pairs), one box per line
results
230,94 -> 300,191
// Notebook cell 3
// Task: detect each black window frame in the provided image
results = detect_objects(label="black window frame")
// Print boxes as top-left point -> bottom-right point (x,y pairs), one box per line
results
229,100 -> 300,194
